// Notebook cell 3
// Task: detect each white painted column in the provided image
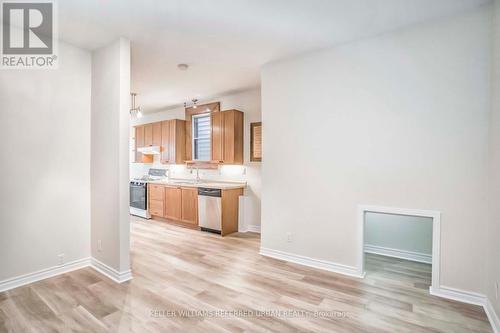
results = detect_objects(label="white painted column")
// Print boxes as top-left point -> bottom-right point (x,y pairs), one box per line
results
90,38 -> 131,282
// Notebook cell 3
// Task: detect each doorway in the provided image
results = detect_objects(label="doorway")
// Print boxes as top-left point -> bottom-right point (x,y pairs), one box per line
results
358,205 -> 441,292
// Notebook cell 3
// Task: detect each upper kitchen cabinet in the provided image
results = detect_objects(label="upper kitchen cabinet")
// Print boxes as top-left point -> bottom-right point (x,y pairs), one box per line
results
212,110 -> 244,165
144,123 -> 153,147
134,120 -> 183,164
161,119 -> 186,164
143,122 -> 161,147
135,125 -> 145,163
152,122 -> 162,146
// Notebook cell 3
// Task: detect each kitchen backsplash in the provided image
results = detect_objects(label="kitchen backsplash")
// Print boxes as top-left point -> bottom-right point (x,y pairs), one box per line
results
130,160 -> 252,183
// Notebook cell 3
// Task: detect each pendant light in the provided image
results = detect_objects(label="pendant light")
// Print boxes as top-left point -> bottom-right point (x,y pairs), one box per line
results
130,93 -> 142,118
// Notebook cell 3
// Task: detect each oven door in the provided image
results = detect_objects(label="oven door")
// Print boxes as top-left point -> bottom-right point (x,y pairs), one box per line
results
130,182 -> 147,210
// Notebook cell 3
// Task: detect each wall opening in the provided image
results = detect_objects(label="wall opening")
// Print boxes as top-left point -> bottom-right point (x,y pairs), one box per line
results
358,205 -> 441,292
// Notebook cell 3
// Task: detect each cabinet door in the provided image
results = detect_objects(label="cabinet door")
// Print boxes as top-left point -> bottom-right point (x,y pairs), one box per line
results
223,111 -> 234,163
173,120 -> 186,164
222,110 -> 244,164
144,123 -> 153,147
149,200 -> 164,217
152,122 -> 162,146
149,184 -> 165,201
211,112 -> 223,162
164,187 -> 182,220
168,120 -> 176,163
161,120 -> 170,164
135,126 -> 145,163
181,187 -> 198,225
232,111 -> 244,164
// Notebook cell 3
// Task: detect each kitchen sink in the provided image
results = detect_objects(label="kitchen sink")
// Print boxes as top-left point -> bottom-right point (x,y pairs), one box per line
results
169,180 -> 199,185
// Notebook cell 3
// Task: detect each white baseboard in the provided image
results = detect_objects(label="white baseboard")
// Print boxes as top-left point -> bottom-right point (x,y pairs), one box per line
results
259,247 -> 498,331
484,299 -> 500,333
259,247 -> 364,278
90,258 -> 133,283
246,225 -> 261,233
0,257 -> 91,292
239,225 -> 261,233
0,257 -> 132,294
430,285 -> 486,306
364,244 -> 432,264
430,286 -> 499,333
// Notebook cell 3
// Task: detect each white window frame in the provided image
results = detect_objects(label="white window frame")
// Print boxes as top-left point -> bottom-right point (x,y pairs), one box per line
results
192,113 -> 211,161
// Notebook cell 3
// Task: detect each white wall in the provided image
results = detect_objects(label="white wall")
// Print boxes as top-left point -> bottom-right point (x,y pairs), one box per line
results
261,7 -> 490,294
0,42 -> 91,280
365,213 -> 433,255
488,0 -> 500,320
130,88 -> 262,230
91,38 -> 131,273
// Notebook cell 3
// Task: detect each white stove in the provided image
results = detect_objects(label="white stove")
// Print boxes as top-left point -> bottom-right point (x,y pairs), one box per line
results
130,168 -> 168,219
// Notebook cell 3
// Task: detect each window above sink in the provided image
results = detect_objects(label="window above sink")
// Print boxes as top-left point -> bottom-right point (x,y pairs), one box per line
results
192,113 -> 211,161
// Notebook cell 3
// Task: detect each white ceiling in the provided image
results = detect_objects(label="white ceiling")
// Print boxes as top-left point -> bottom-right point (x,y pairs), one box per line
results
59,0 -> 489,113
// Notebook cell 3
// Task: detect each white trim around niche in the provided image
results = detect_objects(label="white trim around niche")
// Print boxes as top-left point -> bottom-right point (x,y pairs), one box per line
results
357,205 -> 441,292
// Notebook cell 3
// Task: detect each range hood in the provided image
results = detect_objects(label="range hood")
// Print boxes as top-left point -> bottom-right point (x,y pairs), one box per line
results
138,146 -> 161,155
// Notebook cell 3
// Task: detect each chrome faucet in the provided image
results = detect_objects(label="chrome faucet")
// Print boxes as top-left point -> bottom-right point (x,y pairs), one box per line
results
191,167 -> 201,183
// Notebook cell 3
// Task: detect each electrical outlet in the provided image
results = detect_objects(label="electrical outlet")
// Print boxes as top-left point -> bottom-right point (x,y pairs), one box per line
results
496,282 -> 499,300
286,232 -> 292,243
98,240 -> 102,252
57,253 -> 65,265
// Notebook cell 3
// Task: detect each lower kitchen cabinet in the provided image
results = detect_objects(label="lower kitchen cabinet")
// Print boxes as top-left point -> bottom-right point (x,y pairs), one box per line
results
149,199 -> 164,217
148,184 -> 166,217
164,186 -> 182,220
148,183 -> 244,236
221,188 -> 244,236
161,186 -> 198,224
181,187 -> 198,224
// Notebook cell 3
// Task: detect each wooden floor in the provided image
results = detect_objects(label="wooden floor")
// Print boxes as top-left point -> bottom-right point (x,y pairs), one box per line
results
0,217 -> 492,332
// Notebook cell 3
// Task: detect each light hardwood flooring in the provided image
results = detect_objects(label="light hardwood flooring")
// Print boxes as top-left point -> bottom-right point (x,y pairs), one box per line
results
0,217 -> 492,332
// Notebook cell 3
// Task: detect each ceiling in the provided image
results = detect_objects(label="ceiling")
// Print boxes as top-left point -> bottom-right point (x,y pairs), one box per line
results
58,0 -> 489,113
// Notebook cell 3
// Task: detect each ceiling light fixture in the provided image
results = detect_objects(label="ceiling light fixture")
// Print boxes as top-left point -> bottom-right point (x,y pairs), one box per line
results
130,93 -> 143,118
177,63 -> 189,71
184,98 -> 200,109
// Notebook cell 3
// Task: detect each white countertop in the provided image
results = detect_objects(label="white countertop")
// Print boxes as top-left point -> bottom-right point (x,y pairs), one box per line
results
143,179 -> 246,190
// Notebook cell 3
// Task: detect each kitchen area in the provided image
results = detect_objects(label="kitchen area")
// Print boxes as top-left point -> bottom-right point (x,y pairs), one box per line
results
129,93 -> 262,236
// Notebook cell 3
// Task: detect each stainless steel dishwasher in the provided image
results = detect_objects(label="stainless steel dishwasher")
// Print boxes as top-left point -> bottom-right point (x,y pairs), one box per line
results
197,188 -> 222,234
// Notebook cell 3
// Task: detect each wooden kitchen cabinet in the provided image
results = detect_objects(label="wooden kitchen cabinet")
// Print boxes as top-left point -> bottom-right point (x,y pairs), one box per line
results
140,122 -> 161,148
134,125 -> 145,163
161,119 -> 186,164
211,110 -> 244,165
211,112 -> 223,163
221,188 -> 244,236
149,184 -> 165,201
144,123 -> 153,147
164,186 -> 182,220
181,187 -> 198,225
152,122 -> 162,146
148,184 -> 199,226
148,183 -> 244,236
149,199 -> 164,217
148,184 -> 165,217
